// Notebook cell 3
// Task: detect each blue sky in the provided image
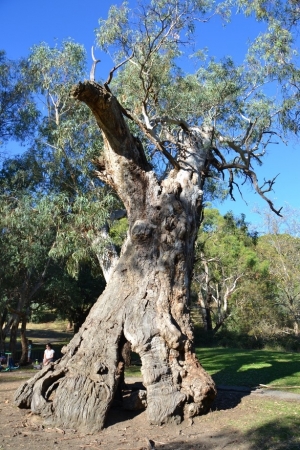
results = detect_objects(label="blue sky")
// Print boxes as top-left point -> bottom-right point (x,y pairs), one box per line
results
0,0 -> 299,227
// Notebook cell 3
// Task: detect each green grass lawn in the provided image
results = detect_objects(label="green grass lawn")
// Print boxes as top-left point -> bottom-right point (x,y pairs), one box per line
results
125,365 -> 142,377
197,347 -> 300,392
127,347 -> 300,392
203,395 -> 300,450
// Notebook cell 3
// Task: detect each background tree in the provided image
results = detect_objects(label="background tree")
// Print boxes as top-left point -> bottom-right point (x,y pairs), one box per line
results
32,261 -> 106,334
0,41 -> 117,358
222,269 -> 283,347
203,207 -> 300,348
257,208 -> 300,336
0,186 -> 111,362
25,41 -> 121,277
193,208 -> 261,332
0,193 -> 60,362
0,51 -> 38,149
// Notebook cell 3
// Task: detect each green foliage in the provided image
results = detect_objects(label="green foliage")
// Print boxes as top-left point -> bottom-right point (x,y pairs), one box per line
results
0,187 -> 107,326
96,0 -> 215,59
41,262 -> 105,326
28,40 -> 86,101
0,40 -> 119,337
26,41 -> 104,194
257,231 -> 300,333
0,192 -> 58,331
96,2 -> 131,53
0,194 -> 56,273
93,0 -> 300,211
236,0 -> 300,28
193,208 -> 263,331
49,191 -> 116,278
109,217 -> 129,249
2,41 -> 119,279
30,306 -> 57,323
193,206 -> 300,340
199,209 -> 258,266
96,0 -> 219,138
0,51 -> 39,146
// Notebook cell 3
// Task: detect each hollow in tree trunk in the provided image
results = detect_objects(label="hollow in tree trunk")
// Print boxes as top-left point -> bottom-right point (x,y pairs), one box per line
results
14,81 -> 216,432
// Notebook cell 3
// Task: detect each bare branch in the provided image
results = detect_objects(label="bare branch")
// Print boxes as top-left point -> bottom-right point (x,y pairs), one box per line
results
122,107 -> 181,170
150,116 -> 190,132
241,119 -> 257,147
246,169 -> 282,216
259,174 -> 280,194
219,137 -> 249,167
209,146 -> 282,215
90,46 -> 101,82
104,52 -> 134,89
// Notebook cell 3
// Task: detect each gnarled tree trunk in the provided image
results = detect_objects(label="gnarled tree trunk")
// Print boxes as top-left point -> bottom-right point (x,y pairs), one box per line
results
14,81 -> 216,432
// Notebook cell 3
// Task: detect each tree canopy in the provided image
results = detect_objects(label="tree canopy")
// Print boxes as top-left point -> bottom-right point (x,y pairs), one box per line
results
0,51 -> 38,148
92,0 -> 299,214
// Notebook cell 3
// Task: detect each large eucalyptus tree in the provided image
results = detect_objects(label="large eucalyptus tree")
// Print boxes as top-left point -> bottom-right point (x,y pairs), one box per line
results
15,0 -> 299,432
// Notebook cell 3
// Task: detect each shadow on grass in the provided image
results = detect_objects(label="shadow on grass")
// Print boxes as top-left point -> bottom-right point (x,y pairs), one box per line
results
197,347 -> 300,389
26,328 -> 73,342
245,416 -> 300,450
150,416 -> 300,449
211,360 -> 300,388
211,388 -> 249,411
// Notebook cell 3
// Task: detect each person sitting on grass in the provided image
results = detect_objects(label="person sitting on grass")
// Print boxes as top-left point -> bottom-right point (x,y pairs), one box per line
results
43,343 -> 55,366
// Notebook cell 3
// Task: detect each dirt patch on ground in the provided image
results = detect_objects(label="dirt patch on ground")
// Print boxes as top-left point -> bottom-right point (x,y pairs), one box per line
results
0,370 -> 299,450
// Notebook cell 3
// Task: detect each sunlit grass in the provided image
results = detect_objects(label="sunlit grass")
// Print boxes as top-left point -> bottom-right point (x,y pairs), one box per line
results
125,365 -> 142,377
27,320 -> 70,332
198,396 -> 300,449
197,347 -> 300,393
126,347 -> 300,392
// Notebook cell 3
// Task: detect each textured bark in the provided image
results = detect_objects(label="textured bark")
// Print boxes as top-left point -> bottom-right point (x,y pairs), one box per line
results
8,293 -> 28,360
121,341 -> 132,367
198,296 -> 213,331
0,308 -> 8,354
92,227 -> 120,283
9,321 -> 19,358
14,81 -> 216,432
19,315 -> 29,365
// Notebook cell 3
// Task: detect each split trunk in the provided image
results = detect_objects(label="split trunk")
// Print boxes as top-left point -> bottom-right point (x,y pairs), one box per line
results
14,81 -> 216,432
